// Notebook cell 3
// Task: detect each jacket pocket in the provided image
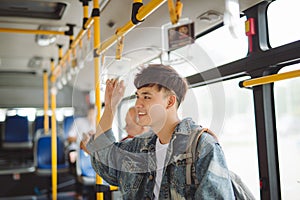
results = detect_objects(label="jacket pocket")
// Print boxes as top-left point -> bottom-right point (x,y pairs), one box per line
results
120,172 -> 144,193
120,158 -> 145,193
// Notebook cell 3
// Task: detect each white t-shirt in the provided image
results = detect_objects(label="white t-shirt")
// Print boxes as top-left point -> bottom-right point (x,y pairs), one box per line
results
153,137 -> 169,200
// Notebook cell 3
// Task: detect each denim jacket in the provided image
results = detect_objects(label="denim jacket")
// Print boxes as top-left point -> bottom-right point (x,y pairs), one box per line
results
87,118 -> 235,200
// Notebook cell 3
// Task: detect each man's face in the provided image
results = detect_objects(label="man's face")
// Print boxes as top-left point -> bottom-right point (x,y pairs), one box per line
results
135,86 -> 168,129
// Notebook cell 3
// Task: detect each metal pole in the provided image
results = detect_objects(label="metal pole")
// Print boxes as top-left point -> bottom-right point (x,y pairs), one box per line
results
92,1 -> 105,199
0,28 -> 65,35
96,0 -> 167,55
43,70 -> 49,134
241,69 -> 300,88
50,59 -> 58,200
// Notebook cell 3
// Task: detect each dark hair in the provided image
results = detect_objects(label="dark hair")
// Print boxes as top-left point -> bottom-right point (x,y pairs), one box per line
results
134,64 -> 188,106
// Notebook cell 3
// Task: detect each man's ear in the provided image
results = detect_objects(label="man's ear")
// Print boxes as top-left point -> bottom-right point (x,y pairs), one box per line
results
167,95 -> 177,109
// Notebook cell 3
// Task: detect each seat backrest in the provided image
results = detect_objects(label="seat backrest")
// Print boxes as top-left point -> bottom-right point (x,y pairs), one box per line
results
63,116 -> 75,139
2,115 -> 32,148
35,134 -> 68,172
34,116 -> 52,133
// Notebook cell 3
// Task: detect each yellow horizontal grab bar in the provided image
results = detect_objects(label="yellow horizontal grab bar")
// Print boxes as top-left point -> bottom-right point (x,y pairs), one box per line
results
110,185 -> 118,191
241,69 -> 300,87
53,19 -> 94,77
71,17 -> 94,49
0,28 -> 65,35
96,0 -> 167,55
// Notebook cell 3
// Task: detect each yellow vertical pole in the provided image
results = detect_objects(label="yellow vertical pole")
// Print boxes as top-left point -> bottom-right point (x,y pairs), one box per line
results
50,58 -> 58,200
92,0 -> 104,199
83,2 -> 89,22
43,70 -> 49,134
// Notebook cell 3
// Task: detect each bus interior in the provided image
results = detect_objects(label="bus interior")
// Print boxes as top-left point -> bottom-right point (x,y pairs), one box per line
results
0,0 -> 300,199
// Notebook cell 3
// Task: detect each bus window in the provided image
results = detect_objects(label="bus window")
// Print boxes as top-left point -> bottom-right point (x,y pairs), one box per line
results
220,78 -> 259,199
274,64 -> 300,199
195,17 -> 248,67
0,109 -> 7,122
181,77 -> 260,199
268,0 -> 300,48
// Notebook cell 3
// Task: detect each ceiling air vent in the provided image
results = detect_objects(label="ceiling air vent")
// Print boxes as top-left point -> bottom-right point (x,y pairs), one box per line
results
0,0 -> 67,20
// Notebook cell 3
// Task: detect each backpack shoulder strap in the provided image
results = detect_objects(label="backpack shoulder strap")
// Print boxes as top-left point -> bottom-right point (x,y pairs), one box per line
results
186,129 -> 256,199
186,128 -> 216,185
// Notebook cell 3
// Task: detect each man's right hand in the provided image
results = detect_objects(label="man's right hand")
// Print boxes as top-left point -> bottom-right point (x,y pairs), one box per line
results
92,78 -> 125,140
104,79 -> 125,111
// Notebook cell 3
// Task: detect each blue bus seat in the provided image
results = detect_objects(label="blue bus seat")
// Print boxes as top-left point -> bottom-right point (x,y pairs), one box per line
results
63,116 -> 75,139
75,149 -> 115,198
76,149 -> 96,185
34,116 -> 52,133
34,116 -> 64,139
34,133 -> 69,175
2,115 -> 32,149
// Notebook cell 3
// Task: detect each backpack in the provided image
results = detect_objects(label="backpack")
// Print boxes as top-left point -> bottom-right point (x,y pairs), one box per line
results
185,128 -> 256,200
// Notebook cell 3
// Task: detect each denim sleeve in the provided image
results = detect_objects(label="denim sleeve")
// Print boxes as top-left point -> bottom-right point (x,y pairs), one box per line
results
86,129 -> 116,153
87,129 -> 120,186
194,133 -> 235,199
86,129 -> 147,186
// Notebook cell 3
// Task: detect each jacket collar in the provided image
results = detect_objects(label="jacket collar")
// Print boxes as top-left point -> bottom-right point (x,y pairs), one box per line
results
174,118 -> 199,136
140,118 -> 199,153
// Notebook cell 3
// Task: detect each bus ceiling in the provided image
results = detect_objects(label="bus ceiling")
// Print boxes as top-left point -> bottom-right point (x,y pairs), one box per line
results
0,0 -> 266,107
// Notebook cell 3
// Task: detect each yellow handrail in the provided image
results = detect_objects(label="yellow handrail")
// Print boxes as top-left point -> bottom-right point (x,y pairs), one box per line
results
50,59 -> 58,200
43,70 -> 49,134
115,35 -> 124,60
0,28 -> 65,35
92,1 -> 105,200
53,19 -> 94,77
168,0 -> 177,24
70,17 -> 94,49
241,69 -> 300,87
168,0 -> 182,24
70,3 -> 94,50
96,0 -> 167,55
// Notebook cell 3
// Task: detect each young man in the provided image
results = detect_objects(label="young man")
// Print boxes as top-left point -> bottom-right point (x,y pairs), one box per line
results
82,64 -> 235,199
